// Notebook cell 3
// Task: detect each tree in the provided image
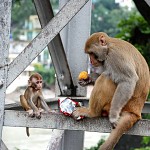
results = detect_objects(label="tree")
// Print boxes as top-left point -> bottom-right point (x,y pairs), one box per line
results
116,9 -> 150,66
91,0 -> 130,36
11,0 -> 59,40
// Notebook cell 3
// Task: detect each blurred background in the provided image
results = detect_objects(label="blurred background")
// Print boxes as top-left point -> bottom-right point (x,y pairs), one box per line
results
2,0 -> 150,150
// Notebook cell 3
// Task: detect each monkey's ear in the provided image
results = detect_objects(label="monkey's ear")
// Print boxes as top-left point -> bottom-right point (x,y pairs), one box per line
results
99,36 -> 107,46
28,80 -> 32,87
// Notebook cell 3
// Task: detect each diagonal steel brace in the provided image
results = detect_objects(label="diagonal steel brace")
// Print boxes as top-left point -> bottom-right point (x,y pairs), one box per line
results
33,0 -> 75,96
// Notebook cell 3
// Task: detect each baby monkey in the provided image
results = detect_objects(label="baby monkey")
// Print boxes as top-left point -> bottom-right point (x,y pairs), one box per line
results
20,73 -> 51,119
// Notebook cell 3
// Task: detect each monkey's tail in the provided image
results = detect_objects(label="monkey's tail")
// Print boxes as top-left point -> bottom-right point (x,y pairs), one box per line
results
26,127 -> 30,137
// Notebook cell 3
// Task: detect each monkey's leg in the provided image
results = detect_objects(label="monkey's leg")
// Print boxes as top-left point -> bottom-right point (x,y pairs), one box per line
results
73,83 -> 104,118
36,98 -> 45,113
20,95 -> 34,117
99,112 -> 139,150
39,96 -> 51,112
20,95 -> 30,110
28,98 -> 41,119
73,75 -> 116,119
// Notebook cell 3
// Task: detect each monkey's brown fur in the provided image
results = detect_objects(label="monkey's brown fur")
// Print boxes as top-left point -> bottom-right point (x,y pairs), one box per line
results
20,73 -> 51,136
73,32 -> 150,150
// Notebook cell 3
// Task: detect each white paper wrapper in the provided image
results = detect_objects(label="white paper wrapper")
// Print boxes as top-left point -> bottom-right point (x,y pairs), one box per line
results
58,97 -> 83,120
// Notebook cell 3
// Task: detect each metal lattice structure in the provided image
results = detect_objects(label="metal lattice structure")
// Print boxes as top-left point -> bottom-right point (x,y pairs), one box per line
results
0,0 -> 150,149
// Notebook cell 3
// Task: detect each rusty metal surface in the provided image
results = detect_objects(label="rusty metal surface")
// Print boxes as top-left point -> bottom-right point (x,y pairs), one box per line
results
0,0 -> 11,147
33,0 -> 75,96
7,0 -> 89,88
4,110 -> 150,136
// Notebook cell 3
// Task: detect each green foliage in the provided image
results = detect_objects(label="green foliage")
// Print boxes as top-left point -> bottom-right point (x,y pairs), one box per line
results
91,0 -> 130,36
11,0 -> 36,40
85,139 -> 105,150
142,137 -> 150,145
134,135 -> 150,150
134,147 -> 150,150
34,63 -> 55,86
50,0 -> 59,9
11,0 -> 59,40
116,10 -> 150,40
116,9 -> 150,66
12,0 -> 36,28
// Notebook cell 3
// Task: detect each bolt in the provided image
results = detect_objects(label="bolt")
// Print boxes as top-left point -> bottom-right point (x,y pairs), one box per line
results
0,80 -> 3,86
59,74 -> 64,80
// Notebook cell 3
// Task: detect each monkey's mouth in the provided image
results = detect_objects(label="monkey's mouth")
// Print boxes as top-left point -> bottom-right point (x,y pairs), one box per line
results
92,63 -> 100,67
35,87 -> 42,90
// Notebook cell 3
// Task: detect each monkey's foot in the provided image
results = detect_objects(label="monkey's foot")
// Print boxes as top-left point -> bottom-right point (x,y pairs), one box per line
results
109,113 -> 120,129
26,109 -> 35,118
72,107 -> 89,119
35,111 -> 41,119
48,110 -> 56,113
38,108 -> 44,113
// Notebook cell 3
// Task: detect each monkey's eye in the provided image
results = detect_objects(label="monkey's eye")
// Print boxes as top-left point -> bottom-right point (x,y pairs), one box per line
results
89,52 -> 98,59
36,81 -> 42,84
94,54 -> 98,59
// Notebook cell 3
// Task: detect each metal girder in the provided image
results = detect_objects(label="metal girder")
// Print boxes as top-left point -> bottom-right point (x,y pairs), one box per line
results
7,0 -> 89,94
3,110 -> 150,137
1,140 -> 8,150
0,0 -> 12,148
5,99 -> 150,114
33,0 -> 75,96
133,0 -> 150,25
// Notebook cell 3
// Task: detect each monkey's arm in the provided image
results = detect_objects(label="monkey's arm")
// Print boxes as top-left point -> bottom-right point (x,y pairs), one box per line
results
74,74 -> 111,119
38,93 -> 51,112
27,96 -> 41,119
78,72 -> 99,86
26,90 -> 39,112
20,95 -> 31,111
108,63 -> 139,127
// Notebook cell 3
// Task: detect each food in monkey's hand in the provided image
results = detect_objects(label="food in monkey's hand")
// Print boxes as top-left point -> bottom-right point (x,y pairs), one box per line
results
59,97 -> 84,120
78,71 -> 89,80
78,71 -> 99,86
78,71 -> 94,86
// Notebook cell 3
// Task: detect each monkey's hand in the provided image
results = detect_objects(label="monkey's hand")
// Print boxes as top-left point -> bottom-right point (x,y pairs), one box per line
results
72,107 -> 90,119
109,112 -> 120,129
35,111 -> 41,119
78,73 -> 100,87
38,108 -> 44,112
27,109 -> 35,118
78,79 -> 93,87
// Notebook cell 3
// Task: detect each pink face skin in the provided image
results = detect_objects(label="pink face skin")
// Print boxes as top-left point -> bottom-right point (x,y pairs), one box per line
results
89,53 -> 100,67
31,78 -> 43,90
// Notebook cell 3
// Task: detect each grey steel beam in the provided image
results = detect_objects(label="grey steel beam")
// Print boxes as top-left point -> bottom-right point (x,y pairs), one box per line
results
0,0 -> 11,149
133,0 -> 150,25
57,0 -> 91,149
4,110 -> 150,137
4,100 -> 150,114
33,0 -> 75,96
1,140 -> 8,150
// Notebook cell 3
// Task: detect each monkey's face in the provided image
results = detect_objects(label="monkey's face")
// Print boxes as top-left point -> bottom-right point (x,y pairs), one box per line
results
89,53 -> 101,67
85,36 -> 108,67
31,77 -> 43,90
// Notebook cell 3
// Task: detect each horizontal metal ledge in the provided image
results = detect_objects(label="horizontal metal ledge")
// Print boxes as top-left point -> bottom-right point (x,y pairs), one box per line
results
4,98 -> 150,113
3,110 -> 150,136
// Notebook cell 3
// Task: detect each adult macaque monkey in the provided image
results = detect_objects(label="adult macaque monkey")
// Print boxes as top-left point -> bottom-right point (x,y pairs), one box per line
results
73,32 -> 150,150
20,73 -> 51,119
